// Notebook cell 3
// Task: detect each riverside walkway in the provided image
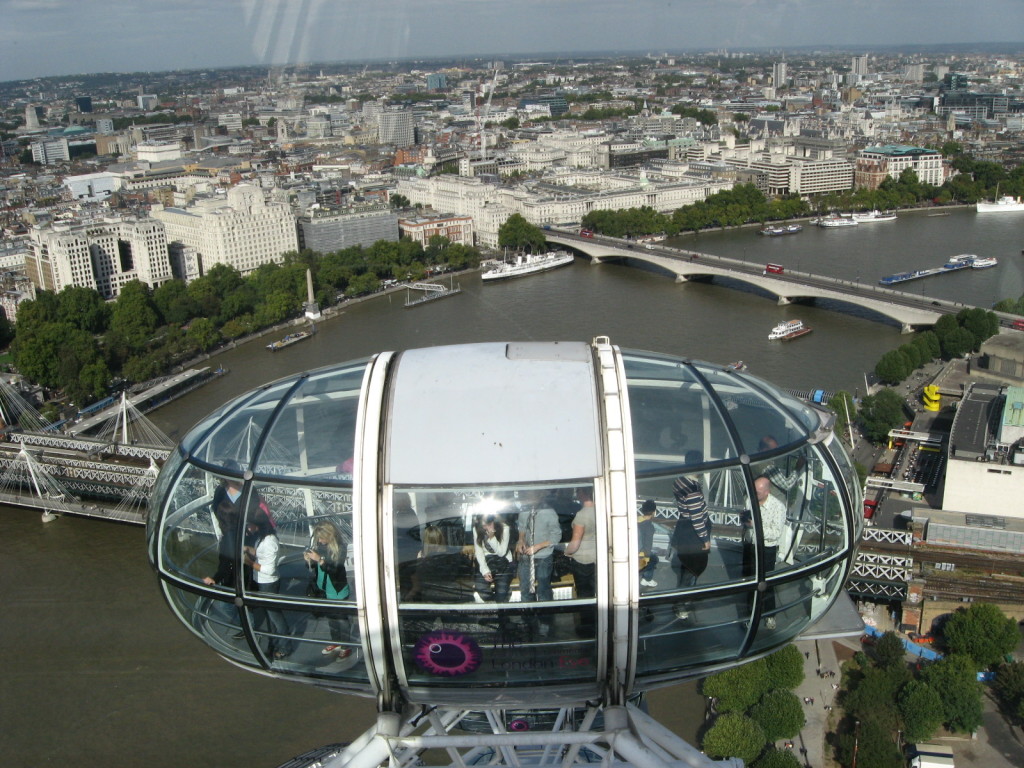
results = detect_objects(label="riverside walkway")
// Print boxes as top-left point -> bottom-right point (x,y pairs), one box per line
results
546,230 -> 1000,333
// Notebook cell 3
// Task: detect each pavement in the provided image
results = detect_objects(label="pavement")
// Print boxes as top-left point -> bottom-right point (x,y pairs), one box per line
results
789,637 -> 850,768
788,634 -> 1024,768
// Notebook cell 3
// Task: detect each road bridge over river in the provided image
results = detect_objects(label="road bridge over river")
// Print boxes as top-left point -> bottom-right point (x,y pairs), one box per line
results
545,231 -> 974,333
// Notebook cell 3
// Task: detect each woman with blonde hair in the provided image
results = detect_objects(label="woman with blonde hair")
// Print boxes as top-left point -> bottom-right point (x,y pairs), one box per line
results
304,521 -> 351,658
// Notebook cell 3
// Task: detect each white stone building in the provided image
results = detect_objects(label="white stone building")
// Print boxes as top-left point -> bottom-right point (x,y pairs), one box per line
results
27,216 -> 172,299
396,170 -> 731,247
151,185 -> 299,277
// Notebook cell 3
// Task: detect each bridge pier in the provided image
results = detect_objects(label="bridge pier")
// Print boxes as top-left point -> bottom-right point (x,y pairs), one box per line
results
674,274 -> 688,283
901,323 -> 914,334
777,296 -> 792,306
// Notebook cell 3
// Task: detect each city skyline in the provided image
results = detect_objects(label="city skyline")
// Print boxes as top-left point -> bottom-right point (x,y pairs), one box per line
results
2,0 -> 1024,83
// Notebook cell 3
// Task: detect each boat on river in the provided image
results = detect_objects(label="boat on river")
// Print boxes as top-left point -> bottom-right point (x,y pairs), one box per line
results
852,210 -> 897,223
971,256 -> 998,269
816,214 -> 857,228
759,224 -> 803,236
482,250 -> 575,282
976,195 -> 1024,213
944,254 -> 977,270
266,328 -> 315,351
768,319 -> 812,341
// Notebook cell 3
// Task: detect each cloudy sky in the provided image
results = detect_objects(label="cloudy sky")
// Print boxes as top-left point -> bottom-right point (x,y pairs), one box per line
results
2,0 -> 1024,82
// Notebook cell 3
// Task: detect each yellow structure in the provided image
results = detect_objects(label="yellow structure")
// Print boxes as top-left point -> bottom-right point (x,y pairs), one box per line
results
922,384 -> 940,411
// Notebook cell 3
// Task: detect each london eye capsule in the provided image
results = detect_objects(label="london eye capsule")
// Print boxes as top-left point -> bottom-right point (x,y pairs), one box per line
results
146,337 -> 863,766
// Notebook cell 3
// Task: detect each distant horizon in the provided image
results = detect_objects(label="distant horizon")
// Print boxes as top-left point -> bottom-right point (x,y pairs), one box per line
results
4,41 -> 1024,90
2,0 -> 1024,84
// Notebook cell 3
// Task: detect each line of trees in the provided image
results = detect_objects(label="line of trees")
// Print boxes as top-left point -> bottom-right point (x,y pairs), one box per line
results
581,184 -> 812,238
835,603 -> 1018,768
11,237 -> 481,412
700,644 -> 807,766
578,155 -> 1024,240
874,308 -> 999,387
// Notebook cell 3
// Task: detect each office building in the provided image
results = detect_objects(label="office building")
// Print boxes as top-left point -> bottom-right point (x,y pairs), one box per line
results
27,217 -> 172,299
855,145 -> 944,189
30,137 -> 70,165
941,382 -> 1024,520
151,185 -> 298,277
378,110 -> 415,147
398,213 -> 474,247
297,204 -> 398,252
773,61 -> 788,88
851,55 -> 868,79
426,73 -> 447,90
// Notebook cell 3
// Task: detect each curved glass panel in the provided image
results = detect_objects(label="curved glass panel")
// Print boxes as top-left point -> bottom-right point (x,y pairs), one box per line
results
808,561 -> 848,626
253,363 -> 366,482
187,378 -> 300,469
147,447 -> 183,549
622,354 -> 738,474
748,569 -> 824,653
159,464 -> 240,590
749,443 -> 846,577
635,591 -> 751,677
824,434 -> 864,542
738,375 -> 824,438
713,377 -> 811,460
392,484 -> 599,690
636,466 -> 753,592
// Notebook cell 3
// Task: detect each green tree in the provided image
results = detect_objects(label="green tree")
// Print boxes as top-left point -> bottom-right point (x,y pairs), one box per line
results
221,315 -> 255,340
875,349 -> 911,385
834,718 -> 902,768
897,680 -> 945,744
185,317 -> 220,352
498,213 -> 546,253
750,689 -> 805,742
858,388 -> 907,443
107,281 -> 160,357
874,631 -> 907,669
753,747 -> 802,768
703,659 -> 770,713
993,661 -> 1024,722
764,644 -> 805,690
56,286 -> 109,333
943,603 -> 1019,669
940,327 -> 977,359
153,279 -> 198,325
921,654 -> 984,733
843,663 -> 909,732
702,713 -> 766,765
348,272 -> 380,296
390,193 -> 410,209
956,307 -> 999,350
828,391 -> 857,444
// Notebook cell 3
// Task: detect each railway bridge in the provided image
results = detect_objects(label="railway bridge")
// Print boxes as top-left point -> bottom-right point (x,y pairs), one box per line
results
546,231 -> 957,333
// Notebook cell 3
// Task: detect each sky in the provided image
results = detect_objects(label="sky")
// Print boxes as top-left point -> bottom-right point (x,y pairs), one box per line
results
2,0 -> 1024,82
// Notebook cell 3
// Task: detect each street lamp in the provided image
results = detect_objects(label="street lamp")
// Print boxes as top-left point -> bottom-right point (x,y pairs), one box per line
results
852,719 -> 860,768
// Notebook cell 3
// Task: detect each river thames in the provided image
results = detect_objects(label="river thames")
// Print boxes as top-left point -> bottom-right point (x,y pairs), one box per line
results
2,207 -> 1022,767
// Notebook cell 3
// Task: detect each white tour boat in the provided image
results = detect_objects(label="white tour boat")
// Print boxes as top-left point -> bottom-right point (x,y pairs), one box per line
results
768,319 -> 813,341
851,209 -> 897,223
816,214 -> 858,228
971,256 -> 998,269
482,250 -> 575,282
976,195 -> 1024,213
